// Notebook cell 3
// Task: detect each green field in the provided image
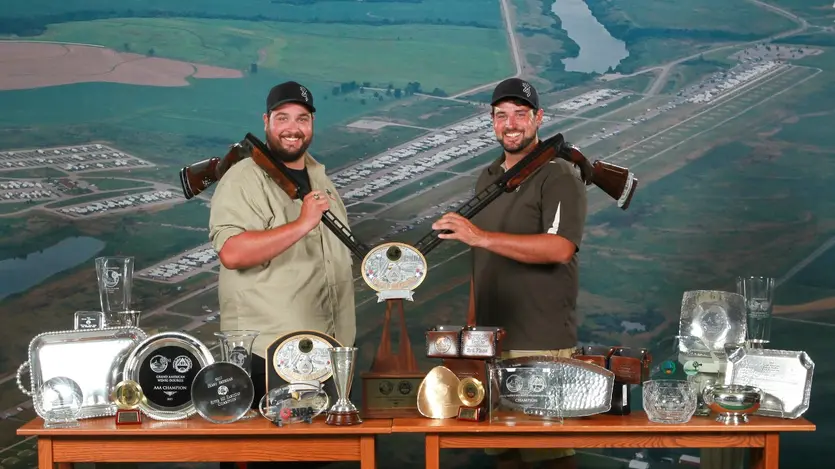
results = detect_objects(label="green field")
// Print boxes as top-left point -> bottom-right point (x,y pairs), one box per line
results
589,0 -> 797,35
373,171 -> 457,204
1,0 -> 503,29
28,18 -> 513,95
584,0 -> 800,74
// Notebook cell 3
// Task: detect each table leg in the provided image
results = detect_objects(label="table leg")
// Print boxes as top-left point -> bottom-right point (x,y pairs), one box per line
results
360,435 -> 377,469
750,433 -> 780,469
425,434 -> 440,469
37,437 -> 53,469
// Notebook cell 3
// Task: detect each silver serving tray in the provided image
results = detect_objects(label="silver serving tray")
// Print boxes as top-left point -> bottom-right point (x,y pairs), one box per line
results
724,346 -> 814,419
679,290 -> 747,358
16,327 -> 147,420
122,331 -> 214,421
489,356 -> 615,418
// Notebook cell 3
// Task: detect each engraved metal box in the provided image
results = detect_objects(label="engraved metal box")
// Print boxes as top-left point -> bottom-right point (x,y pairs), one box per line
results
425,326 -> 464,358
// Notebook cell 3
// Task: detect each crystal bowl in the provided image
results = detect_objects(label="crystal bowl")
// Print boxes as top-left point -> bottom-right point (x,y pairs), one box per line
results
642,379 -> 698,424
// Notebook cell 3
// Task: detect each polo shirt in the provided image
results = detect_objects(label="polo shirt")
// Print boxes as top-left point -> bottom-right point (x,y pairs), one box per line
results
208,154 -> 356,359
471,152 -> 588,351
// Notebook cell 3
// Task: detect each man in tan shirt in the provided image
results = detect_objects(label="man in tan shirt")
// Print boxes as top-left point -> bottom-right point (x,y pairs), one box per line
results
209,82 -> 356,438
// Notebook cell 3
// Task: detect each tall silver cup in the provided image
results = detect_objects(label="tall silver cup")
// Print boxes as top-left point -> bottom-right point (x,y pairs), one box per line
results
736,276 -> 774,348
95,256 -> 134,325
325,347 -> 362,426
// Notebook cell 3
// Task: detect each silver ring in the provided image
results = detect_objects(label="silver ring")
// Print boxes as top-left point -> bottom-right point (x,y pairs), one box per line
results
313,193 -> 320,200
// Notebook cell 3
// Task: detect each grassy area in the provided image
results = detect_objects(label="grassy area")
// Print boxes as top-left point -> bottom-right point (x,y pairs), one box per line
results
448,151 -> 498,173
578,94 -> 644,118
660,58 -> 731,94
584,0 -> 799,74
1,0 -> 504,28
125,199 -> 211,229
169,288 -> 219,316
376,175 -> 478,221
373,97 -> 484,129
0,167 -> 65,179
44,188 -> 151,208
374,172 -> 457,204
32,18 -> 513,95
589,0 -> 797,35
79,177 -> 153,191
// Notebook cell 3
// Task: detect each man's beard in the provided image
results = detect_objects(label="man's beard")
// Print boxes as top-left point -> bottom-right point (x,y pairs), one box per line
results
497,131 -> 536,154
266,132 -> 312,163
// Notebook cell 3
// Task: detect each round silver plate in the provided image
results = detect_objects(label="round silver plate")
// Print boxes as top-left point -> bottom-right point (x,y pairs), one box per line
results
122,331 -> 215,421
191,362 -> 255,424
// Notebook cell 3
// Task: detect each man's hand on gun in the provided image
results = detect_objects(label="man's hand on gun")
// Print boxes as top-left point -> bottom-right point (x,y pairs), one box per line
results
432,212 -> 487,248
299,190 -> 330,231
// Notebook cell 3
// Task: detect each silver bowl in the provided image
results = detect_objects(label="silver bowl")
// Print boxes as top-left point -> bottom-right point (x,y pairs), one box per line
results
703,384 -> 763,425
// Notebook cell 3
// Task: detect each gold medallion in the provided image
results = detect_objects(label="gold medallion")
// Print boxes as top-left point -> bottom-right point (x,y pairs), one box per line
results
457,377 -> 485,407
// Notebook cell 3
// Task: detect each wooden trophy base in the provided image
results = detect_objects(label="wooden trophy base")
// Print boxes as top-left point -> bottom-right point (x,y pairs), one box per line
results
326,410 -> 363,426
115,409 -> 142,425
360,371 -> 425,419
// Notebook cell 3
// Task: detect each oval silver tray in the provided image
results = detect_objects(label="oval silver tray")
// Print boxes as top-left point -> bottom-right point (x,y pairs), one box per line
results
122,331 -> 214,421
16,326 -> 148,421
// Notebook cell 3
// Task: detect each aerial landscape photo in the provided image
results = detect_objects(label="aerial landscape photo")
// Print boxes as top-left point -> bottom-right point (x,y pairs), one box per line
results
1,0 -> 834,467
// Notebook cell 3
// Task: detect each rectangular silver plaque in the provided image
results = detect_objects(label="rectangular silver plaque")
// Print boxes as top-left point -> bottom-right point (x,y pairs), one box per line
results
74,311 -> 105,330
679,290 -> 747,359
724,347 -> 814,419
461,326 -> 501,358
17,327 -> 147,420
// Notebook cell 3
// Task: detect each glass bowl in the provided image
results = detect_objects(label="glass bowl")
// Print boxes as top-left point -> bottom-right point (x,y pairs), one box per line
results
642,379 -> 697,424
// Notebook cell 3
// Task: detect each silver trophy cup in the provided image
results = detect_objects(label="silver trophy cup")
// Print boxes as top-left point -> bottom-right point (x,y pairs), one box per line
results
325,347 -> 362,426
95,256 -> 134,325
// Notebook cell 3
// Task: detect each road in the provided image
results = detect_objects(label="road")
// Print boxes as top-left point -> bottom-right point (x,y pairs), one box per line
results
449,0 -> 523,99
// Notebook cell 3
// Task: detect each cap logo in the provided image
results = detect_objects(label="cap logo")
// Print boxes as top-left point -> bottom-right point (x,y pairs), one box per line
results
300,86 -> 309,102
521,82 -> 531,97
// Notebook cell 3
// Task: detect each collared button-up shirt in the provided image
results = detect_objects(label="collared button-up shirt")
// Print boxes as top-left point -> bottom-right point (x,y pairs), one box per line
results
208,154 -> 356,358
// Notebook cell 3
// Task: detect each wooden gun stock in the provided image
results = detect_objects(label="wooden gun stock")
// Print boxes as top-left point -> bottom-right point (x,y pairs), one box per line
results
179,143 -> 249,200
558,144 -> 638,210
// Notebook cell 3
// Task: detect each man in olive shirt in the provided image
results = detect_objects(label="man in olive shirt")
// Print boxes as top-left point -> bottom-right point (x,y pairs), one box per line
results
209,81 -> 356,438
432,78 -> 587,469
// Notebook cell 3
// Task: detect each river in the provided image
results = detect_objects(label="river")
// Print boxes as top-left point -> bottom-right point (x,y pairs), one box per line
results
551,0 -> 629,74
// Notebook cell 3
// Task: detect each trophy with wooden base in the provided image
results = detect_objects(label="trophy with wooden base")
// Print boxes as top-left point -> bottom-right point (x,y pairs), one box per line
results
359,242 -> 428,418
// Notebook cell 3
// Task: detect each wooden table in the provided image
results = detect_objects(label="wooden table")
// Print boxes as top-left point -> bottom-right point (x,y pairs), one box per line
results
18,416 -> 391,469
393,412 -> 816,469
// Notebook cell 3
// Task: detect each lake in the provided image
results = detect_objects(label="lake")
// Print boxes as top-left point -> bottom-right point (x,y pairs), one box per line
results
551,0 -> 629,74
0,236 -> 106,301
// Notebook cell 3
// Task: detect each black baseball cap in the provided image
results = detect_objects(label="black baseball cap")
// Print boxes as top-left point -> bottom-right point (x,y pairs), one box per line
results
266,81 -> 316,113
491,78 -> 539,110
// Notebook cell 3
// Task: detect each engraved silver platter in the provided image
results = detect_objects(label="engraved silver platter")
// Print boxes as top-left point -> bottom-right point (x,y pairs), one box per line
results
16,327 -> 148,420
679,290 -> 747,358
724,346 -> 813,419
122,331 -> 214,421
489,356 -> 615,418
361,242 -> 427,301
